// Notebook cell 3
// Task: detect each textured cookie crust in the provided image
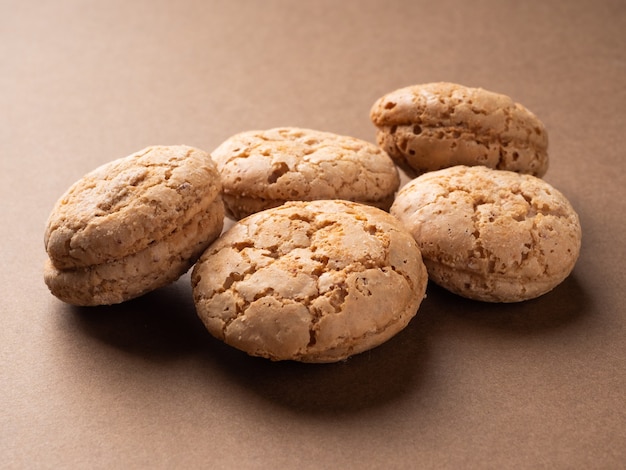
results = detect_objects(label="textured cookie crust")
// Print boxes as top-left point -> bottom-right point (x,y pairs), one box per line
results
44,199 -> 224,306
210,127 -> 400,219
370,82 -> 549,178
45,145 -> 222,270
192,200 -> 428,363
390,166 -> 581,302
44,145 -> 224,306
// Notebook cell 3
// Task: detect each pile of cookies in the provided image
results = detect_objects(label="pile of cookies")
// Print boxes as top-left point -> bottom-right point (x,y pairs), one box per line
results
43,82 -> 581,363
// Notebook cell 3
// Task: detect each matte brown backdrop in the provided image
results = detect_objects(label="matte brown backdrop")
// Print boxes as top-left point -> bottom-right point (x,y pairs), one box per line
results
2,0 -> 625,468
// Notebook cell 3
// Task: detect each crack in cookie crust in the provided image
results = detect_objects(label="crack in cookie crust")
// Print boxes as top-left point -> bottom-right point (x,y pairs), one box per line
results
192,200 -> 428,362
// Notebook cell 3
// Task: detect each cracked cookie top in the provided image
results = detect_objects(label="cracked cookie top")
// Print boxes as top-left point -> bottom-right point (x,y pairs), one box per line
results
191,200 -> 428,362
210,127 -> 400,219
45,145 -> 222,270
370,82 -> 549,177
390,165 -> 581,302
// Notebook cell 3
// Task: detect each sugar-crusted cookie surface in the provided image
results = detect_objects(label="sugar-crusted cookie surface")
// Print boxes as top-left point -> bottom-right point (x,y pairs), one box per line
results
44,198 -> 224,306
192,200 -> 428,362
391,165 -> 581,302
370,82 -> 548,177
45,145 -> 222,270
44,145 -> 224,306
211,127 -> 400,219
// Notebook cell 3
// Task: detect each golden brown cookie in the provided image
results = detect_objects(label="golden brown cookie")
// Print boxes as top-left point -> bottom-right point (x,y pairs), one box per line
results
390,166 -> 581,302
370,82 -> 549,177
44,145 -> 224,306
210,127 -> 400,219
191,200 -> 428,363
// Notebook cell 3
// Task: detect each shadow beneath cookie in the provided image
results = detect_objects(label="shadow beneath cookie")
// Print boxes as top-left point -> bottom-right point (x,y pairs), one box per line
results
198,274 -> 589,414
425,274 -> 591,334
60,277 -> 435,416
61,276 -> 209,361
56,273 -> 587,415
60,275 -> 436,415
202,304 -> 436,416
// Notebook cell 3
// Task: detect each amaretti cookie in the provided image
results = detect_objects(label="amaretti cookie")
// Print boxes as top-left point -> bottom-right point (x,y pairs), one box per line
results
390,165 -> 581,302
44,145 -> 224,306
192,200 -> 428,363
370,82 -> 549,177
210,127 -> 400,219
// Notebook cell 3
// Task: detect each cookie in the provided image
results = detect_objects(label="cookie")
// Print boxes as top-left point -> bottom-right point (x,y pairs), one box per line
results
370,82 -> 549,177
44,145 -> 224,306
210,127 -> 400,219
390,165 -> 581,302
191,200 -> 428,363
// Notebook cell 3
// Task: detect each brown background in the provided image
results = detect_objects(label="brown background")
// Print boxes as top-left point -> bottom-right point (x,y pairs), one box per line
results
2,1 -> 625,468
